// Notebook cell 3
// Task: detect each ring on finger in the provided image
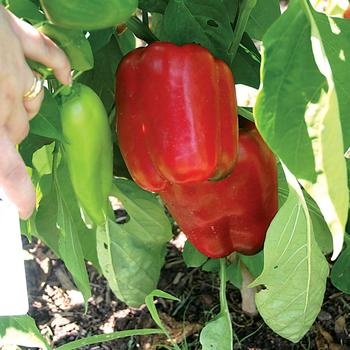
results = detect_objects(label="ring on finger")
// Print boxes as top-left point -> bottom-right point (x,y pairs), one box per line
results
23,73 -> 44,101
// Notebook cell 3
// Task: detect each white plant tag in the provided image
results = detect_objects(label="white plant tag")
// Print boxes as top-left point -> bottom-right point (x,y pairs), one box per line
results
0,189 -> 29,316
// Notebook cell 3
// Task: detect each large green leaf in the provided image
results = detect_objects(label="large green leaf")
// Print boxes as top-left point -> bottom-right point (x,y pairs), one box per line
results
79,31 -> 135,112
278,163 -> 333,255
251,166 -> 329,343
36,163 -> 91,306
255,2 -> 322,182
309,13 -> 350,157
160,0 -> 233,64
255,0 -> 348,260
246,0 -> 280,40
96,179 -> 172,307
231,32 -> 260,88
36,173 -> 100,272
0,315 -> 50,349
299,1 -> 348,259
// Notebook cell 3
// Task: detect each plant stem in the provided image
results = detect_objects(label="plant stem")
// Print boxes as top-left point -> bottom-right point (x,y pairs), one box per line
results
142,10 -> 149,27
127,16 -> 159,43
238,106 -> 255,122
219,258 -> 228,313
228,0 -> 257,59
53,71 -> 83,97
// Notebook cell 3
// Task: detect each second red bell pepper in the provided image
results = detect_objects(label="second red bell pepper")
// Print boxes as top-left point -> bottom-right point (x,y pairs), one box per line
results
116,42 -> 238,191
159,121 -> 278,258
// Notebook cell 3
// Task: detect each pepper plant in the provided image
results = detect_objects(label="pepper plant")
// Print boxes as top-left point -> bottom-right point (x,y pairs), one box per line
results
1,0 -> 350,349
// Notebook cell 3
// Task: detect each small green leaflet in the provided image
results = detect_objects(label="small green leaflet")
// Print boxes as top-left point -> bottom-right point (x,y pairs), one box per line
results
250,165 -> 329,343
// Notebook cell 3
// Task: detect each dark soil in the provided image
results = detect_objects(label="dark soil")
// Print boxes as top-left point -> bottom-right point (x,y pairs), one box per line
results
22,236 -> 350,350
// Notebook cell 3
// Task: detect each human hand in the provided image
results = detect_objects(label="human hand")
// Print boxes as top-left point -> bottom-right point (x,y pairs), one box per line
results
0,5 -> 71,219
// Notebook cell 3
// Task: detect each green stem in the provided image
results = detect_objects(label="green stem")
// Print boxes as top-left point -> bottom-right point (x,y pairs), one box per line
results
126,16 -> 159,43
219,258 -> 228,313
238,106 -> 255,122
228,0 -> 257,59
53,71 -> 83,97
142,10 -> 149,27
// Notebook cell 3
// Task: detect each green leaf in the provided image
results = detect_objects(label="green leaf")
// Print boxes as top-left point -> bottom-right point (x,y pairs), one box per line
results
38,24 -> 94,72
200,315 -> 232,350
254,2 -> 321,182
160,0 -> 233,64
35,177 -> 60,256
308,13 -> 350,168
6,0 -> 44,23
145,290 -> 179,332
238,251 -> 264,278
0,315 -> 50,349
251,165 -> 329,343
96,179 -> 172,307
56,329 -> 163,350
32,143 -> 55,177
88,28 -> 115,53
226,260 -> 242,289
298,1 -> 348,260
55,163 -> 92,306
36,171 -> 100,271
231,32 -> 260,88
331,236 -> 350,294
228,0 -> 257,58
29,89 -> 63,141
19,134 -> 52,167
223,0 -> 238,22
36,163 -> 91,307
182,241 -> 207,268
278,163 -> 333,255
117,29 -> 137,55
255,0 -> 348,260
246,0 -> 280,40
79,35 -> 124,113
202,259 -> 220,273
138,0 -> 169,12
200,259 -> 232,350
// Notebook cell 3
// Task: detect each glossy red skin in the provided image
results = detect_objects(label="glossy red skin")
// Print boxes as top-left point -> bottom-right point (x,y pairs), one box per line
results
159,125 -> 278,258
116,42 -> 238,191
344,5 -> 350,18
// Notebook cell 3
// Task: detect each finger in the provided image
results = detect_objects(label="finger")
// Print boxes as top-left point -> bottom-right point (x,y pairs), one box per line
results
8,12 -> 72,85
0,129 -> 35,219
24,87 -> 44,120
23,69 -> 45,120
5,104 -> 29,145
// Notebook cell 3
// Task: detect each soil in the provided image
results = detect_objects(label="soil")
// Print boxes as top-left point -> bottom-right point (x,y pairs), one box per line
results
21,235 -> 350,350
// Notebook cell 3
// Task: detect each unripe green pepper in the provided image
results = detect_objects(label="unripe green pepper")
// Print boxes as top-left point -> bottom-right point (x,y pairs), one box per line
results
61,83 -> 113,225
40,0 -> 137,30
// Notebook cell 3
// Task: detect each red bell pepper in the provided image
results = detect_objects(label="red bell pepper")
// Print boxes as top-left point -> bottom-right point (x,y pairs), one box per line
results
159,121 -> 278,258
116,42 -> 238,191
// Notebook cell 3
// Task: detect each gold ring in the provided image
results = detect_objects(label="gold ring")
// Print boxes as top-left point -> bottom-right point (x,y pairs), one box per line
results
23,74 -> 44,101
